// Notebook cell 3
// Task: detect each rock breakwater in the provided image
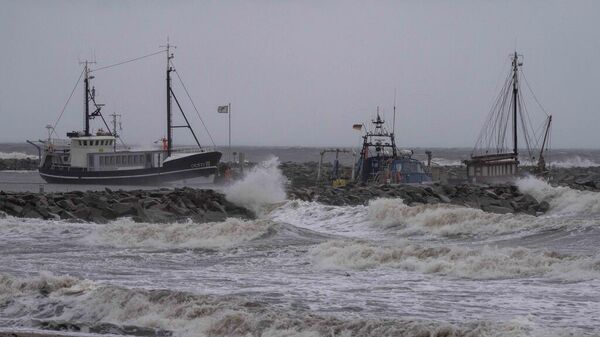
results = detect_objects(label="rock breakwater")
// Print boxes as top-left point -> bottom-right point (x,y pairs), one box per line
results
0,158 -> 39,171
543,166 -> 600,192
288,183 -> 549,215
0,187 -> 252,223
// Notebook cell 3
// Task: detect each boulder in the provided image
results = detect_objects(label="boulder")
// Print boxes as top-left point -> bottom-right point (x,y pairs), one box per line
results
482,205 -> 513,214
57,199 -> 77,211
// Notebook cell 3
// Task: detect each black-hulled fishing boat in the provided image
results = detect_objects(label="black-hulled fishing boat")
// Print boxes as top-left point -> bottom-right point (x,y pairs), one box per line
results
354,108 -> 431,184
36,44 -> 221,184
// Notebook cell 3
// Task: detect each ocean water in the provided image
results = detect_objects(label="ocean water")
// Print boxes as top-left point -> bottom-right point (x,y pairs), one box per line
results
1,159 -> 599,337
3,142 -> 600,165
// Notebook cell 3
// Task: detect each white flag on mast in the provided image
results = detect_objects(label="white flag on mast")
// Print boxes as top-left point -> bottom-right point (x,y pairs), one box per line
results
217,105 -> 229,114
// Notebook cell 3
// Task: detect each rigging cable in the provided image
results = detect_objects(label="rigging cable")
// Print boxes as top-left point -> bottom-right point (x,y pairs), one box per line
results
90,50 -> 165,72
170,60 -> 216,147
520,69 -> 550,117
51,68 -> 85,138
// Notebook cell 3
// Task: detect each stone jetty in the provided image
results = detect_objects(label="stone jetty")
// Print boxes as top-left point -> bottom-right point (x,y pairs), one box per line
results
0,158 -> 39,171
0,187 -> 252,223
543,166 -> 600,192
288,182 -> 549,215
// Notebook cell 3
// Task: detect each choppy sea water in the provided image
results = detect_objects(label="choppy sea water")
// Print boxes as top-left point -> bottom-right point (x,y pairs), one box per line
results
1,159 -> 600,337
3,142 -> 600,165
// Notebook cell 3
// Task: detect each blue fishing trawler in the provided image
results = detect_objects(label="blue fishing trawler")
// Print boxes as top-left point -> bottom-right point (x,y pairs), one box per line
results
354,110 -> 431,184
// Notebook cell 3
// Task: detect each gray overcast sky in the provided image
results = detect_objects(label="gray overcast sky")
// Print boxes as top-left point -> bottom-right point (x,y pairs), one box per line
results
0,0 -> 598,148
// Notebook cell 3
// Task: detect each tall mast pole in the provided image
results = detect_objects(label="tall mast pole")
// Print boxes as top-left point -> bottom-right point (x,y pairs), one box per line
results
84,61 -> 90,136
392,88 -> 397,157
392,88 -> 396,136
512,52 -> 519,156
165,43 -> 173,156
228,102 -> 231,162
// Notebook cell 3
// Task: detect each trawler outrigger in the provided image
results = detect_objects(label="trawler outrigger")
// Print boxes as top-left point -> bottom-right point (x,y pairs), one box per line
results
355,109 -> 431,184
34,44 -> 221,184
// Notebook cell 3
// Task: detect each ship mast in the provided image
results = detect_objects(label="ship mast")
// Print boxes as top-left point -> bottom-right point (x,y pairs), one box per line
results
161,41 -> 175,156
81,60 -> 96,136
512,52 -> 521,156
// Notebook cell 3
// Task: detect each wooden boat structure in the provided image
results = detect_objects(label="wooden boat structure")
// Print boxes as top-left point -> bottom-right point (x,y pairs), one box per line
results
465,52 -> 552,183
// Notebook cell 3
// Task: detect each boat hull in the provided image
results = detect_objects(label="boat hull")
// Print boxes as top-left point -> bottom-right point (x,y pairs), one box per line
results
39,151 -> 221,185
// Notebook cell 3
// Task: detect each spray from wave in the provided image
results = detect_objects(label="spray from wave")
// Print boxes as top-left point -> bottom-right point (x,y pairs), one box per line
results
549,156 -> 600,168
517,176 -> 600,215
309,240 -> 600,281
0,272 -> 581,337
225,157 -> 288,216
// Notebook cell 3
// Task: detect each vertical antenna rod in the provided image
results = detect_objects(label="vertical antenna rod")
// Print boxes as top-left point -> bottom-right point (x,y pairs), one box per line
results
393,88 -> 397,136
160,39 -> 176,156
80,59 -> 96,136
84,61 -> 90,136
512,52 -> 520,156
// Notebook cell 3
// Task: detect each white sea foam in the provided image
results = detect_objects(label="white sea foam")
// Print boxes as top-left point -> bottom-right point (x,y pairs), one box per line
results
550,156 -> 600,168
270,198 -> 578,239
431,158 -> 463,166
0,272 -> 582,337
517,176 -> 600,215
225,157 -> 288,215
87,218 -> 275,249
310,240 -> 600,281
367,198 -> 530,237
0,151 -> 37,160
269,200 -> 372,237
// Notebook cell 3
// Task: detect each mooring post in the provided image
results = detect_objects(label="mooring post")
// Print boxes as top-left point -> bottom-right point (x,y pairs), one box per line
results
351,150 -> 356,181
316,151 -> 324,183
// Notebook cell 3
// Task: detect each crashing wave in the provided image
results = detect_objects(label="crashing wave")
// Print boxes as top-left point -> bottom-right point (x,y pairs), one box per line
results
269,200 -> 372,237
517,176 -> 600,215
271,198 -> 572,240
367,198 -> 531,237
309,240 -> 600,281
0,272 -> 583,337
87,218 -> 276,249
225,157 -> 288,216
